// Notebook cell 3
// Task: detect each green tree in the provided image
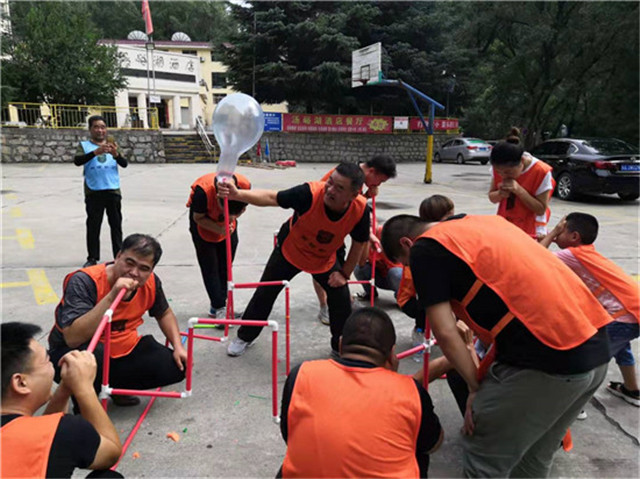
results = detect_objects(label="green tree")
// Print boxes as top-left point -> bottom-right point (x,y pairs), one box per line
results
224,1 -> 455,115
3,2 -> 127,105
459,2 -> 639,146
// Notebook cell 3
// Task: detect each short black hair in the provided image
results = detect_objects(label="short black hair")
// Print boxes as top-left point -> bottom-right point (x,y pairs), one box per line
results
419,195 -> 454,222
565,212 -> 599,245
214,175 -> 250,215
88,115 -> 106,128
341,307 -> 396,357
335,161 -> 365,193
120,234 -> 163,266
2,322 -> 41,398
366,155 -> 397,179
490,141 -> 524,166
380,214 -> 426,262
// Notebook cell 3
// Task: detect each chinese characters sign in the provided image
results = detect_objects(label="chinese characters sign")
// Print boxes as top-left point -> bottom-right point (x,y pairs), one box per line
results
283,114 -> 392,134
409,117 -> 459,131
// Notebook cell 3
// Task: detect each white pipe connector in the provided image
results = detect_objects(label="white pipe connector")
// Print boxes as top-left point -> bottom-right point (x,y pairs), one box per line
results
187,317 -> 199,327
228,281 -> 235,291
181,390 -> 192,398
99,385 -> 113,400
273,416 -> 281,425
267,320 -> 279,332
104,309 -> 114,322
282,280 -> 290,288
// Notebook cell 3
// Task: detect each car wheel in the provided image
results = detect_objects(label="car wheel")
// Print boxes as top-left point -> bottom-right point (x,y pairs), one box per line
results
480,159 -> 489,165
557,172 -> 577,201
434,153 -> 441,163
456,154 -> 465,165
618,192 -> 640,201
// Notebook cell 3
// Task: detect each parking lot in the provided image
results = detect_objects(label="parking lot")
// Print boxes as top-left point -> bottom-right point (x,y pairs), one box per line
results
2,160 -> 638,477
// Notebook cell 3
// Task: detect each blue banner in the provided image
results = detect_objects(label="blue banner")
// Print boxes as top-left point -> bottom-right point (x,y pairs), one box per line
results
264,112 -> 282,132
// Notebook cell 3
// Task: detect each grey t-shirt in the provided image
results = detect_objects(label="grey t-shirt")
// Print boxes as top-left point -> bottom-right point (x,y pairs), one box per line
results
49,270 -> 168,351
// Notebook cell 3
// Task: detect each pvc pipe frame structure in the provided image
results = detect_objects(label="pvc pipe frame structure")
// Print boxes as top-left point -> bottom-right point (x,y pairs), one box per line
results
86,288 -> 195,468
395,315 -> 435,390
186,317 -> 281,424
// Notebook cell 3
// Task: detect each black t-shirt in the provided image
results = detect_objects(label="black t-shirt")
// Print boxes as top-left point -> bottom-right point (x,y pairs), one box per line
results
410,218 -> 610,375
280,358 -> 442,464
189,185 -> 213,234
1,414 -> 100,478
275,183 -> 370,246
49,269 -> 169,351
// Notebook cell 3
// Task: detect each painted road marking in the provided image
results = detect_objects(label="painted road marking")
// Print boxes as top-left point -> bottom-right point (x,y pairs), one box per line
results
0,269 -> 59,305
10,207 -> 22,217
4,193 -> 17,200
0,228 -> 34,249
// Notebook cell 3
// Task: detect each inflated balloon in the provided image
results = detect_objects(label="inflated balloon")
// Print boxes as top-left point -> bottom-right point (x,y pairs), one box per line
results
212,93 -> 265,179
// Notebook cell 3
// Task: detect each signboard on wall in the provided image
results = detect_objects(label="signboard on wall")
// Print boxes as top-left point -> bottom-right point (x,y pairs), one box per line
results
409,117 -> 459,131
282,114 -> 392,134
394,116 -> 409,130
264,112 -> 282,132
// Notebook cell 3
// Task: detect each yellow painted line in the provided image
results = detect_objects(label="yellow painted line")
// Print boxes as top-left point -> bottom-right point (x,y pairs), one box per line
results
4,193 -> 17,200
0,281 -> 31,288
0,229 -> 34,248
16,229 -> 34,249
27,269 -> 59,305
10,207 -> 22,218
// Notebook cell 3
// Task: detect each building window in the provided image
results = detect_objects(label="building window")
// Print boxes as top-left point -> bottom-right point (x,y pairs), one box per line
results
211,72 -> 227,88
213,94 -> 227,104
182,50 -> 197,56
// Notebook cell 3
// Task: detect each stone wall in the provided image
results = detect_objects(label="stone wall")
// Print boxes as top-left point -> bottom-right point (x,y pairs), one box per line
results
1,128 -> 165,163
254,132 -> 454,163
1,127 -> 456,164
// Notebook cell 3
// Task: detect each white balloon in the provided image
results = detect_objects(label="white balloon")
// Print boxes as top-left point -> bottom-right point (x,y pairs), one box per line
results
212,93 -> 265,179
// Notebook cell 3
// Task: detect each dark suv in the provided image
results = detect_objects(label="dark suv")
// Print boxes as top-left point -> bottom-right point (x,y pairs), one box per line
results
530,138 -> 639,201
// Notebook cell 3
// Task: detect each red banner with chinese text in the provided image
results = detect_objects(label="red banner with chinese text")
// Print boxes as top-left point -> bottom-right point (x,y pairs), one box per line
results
409,117 -> 459,131
282,114 -> 392,134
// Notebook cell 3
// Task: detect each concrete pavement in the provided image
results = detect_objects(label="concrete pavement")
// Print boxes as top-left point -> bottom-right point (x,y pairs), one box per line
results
1,160 -> 638,478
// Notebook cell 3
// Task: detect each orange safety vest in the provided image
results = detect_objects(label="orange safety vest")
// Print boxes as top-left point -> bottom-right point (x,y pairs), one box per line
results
281,182 -> 367,273
569,245 -> 639,322
186,172 -> 251,243
282,360 -> 421,479
494,159 -> 552,237
1,413 -> 63,478
420,215 -> 612,349
53,264 -> 157,358
397,266 -> 416,309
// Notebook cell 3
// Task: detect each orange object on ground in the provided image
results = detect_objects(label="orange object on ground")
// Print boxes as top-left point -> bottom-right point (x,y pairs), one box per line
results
132,452 -> 140,459
166,431 -> 180,442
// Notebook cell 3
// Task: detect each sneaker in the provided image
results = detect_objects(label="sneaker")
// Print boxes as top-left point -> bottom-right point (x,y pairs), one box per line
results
411,327 -> 425,363
606,381 -> 640,407
83,259 -> 97,268
317,305 -> 330,325
576,410 -> 587,420
208,307 -> 236,329
112,394 -> 141,407
227,337 -> 254,357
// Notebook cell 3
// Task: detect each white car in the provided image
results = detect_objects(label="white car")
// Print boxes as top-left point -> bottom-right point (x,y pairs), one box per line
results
434,138 -> 492,165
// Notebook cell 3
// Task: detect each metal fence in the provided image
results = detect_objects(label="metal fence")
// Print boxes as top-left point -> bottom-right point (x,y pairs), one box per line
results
2,103 -> 159,130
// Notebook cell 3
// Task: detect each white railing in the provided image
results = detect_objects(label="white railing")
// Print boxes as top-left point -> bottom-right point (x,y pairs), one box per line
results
195,116 -> 216,159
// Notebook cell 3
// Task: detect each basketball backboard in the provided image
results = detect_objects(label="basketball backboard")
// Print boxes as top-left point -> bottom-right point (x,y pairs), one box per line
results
352,42 -> 382,88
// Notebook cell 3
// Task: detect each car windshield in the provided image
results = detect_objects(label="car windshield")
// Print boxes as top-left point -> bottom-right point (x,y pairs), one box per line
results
582,139 -> 638,155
